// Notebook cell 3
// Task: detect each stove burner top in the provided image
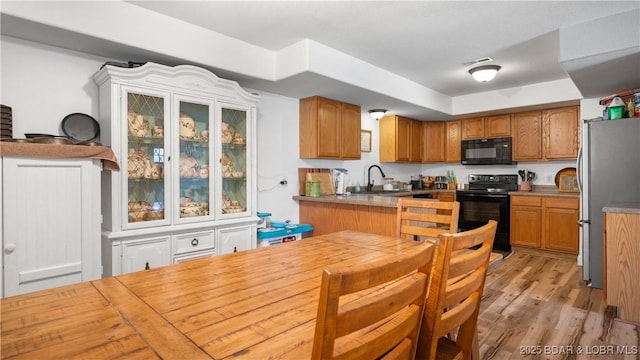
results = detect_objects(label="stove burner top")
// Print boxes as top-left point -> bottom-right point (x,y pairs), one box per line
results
462,174 -> 518,192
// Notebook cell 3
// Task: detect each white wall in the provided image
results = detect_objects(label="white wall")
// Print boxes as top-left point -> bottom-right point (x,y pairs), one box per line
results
1,35 -> 602,226
1,36 -> 108,136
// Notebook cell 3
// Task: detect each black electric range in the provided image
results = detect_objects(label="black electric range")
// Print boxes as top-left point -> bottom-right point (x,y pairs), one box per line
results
456,174 -> 518,254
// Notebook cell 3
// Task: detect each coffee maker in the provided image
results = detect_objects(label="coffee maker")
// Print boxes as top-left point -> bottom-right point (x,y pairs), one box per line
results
332,168 -> 349,195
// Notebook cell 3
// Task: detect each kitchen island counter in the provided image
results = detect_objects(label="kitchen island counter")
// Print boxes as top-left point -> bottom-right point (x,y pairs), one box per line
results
602,201 -> 640,214
293,189 -> 455,208
294,190 -> 454,237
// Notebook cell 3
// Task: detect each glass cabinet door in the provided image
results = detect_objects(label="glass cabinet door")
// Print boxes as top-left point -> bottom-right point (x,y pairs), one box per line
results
219,103 -> 250,217
125,89 -> 170,228
176,98 -> 213,222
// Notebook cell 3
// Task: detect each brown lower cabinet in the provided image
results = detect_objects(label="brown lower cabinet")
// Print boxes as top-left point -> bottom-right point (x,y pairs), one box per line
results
299,201 -> 398,237
510,195 -> 579,254
603,210 -> 640,324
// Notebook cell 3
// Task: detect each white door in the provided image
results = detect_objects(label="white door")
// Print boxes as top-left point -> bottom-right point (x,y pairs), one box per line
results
2,158 -> 101,297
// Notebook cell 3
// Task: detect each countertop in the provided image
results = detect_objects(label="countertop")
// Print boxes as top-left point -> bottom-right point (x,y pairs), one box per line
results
293,187 -> 579,208
508,190 -> 579,198
602,202 -> 640,214
293,189 -> 454,208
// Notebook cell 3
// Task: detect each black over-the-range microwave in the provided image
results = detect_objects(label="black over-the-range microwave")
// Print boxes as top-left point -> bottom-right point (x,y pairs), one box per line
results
461,137 -> 516,165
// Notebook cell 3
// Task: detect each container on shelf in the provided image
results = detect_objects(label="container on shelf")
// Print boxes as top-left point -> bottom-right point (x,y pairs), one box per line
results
305,180 -> 321,197
607,105 -> 625,120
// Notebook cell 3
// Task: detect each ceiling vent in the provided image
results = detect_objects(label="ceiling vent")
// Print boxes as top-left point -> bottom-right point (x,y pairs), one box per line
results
463,57 -> 494,66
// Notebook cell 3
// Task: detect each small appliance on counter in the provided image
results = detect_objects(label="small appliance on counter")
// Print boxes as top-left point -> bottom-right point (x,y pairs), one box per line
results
257,212 -> 313,247
410,175 -> 423,190
332,168 -> 349,195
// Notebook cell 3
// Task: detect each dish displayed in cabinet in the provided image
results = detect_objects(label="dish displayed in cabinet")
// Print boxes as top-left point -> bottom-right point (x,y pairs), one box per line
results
128,111 -> 151,137
221,152 -> 245,178
128,201 -> 165,222
222,193 -> 246,214
127,148 -> 163,179
179,196 -> 209,217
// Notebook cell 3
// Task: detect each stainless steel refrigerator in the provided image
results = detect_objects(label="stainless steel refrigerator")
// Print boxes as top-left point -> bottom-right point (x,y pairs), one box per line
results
578,117 -> 640,289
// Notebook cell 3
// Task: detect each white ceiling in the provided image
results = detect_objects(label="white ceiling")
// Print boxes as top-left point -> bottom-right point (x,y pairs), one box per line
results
127,1 -> 638,95
2,1 -> 639,119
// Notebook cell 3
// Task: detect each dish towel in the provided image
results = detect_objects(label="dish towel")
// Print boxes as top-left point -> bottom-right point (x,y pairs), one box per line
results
0,142 -> 120,171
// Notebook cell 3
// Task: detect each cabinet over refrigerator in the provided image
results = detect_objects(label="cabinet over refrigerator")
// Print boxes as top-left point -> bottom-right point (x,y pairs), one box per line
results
578,117 -> 640,289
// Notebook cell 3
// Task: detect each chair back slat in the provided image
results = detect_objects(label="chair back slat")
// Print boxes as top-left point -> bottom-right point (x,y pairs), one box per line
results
396,199 -> 460,241
336,273 -> 427,337
380,338 -> 412,359
448,243 -> 492,279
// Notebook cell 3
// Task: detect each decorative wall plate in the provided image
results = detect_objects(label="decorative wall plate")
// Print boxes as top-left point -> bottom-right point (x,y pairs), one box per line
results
555,167 -> 579,192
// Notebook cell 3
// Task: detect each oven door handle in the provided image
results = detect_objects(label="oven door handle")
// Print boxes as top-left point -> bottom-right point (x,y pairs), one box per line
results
456,193 -> 509,198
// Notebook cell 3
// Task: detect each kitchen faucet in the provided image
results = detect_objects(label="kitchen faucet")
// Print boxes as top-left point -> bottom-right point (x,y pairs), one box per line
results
367,165 -> 386,192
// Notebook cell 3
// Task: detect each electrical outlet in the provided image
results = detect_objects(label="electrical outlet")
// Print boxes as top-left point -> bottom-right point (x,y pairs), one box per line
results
547,175 -> 552,182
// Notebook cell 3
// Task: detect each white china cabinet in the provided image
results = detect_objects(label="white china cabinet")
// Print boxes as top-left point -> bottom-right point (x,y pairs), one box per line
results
94,63 -> 259,276
1,157 -> 102,297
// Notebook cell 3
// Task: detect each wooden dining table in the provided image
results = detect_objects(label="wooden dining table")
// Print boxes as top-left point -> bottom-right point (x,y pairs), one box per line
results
1,230 -> 434,359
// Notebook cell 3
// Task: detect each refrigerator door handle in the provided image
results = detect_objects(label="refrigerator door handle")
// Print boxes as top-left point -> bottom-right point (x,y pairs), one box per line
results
577,219 -> 591,227
576,145 -> 583,193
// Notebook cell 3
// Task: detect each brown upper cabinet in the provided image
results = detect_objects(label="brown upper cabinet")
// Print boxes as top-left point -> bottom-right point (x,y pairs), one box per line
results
543,106 -> 580,159
512,111 -> 543,160
299,96 -> 361,159
422,121 -> 445,163
461,114 -> 511,140
380,115 -> 422,163
512,106 -> 579,161
445,120 -> 461,163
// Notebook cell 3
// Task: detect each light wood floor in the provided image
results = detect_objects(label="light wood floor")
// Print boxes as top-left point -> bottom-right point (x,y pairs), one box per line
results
478,249 -> 640,360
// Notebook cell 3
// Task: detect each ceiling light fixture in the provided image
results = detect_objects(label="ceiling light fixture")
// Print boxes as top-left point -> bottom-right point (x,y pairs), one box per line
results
469,65 -> 501,82
368,109 -> 387,121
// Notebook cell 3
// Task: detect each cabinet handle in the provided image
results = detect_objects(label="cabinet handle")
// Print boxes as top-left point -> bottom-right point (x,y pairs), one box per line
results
191,238 -> 199,246
4,243 -> 16,254
144,262 -> 150,270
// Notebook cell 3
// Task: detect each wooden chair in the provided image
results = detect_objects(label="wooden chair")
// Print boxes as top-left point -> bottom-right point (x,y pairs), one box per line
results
312,241 -> 437,360
397,198 -> 460,241
416,220 -> 497,360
